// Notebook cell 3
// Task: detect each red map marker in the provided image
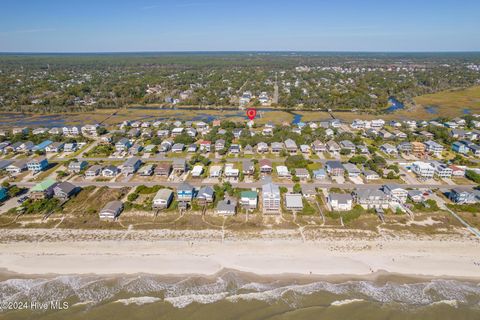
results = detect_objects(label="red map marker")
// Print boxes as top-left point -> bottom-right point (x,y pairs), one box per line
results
246,108 -> 257,120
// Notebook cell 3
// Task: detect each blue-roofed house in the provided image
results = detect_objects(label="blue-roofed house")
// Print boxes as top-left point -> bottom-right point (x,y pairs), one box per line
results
0,187 -> 7,201
33,140 -> 53,152
177,182 -> 195,202
313,168 -> 327,180
452,141 -> 469,154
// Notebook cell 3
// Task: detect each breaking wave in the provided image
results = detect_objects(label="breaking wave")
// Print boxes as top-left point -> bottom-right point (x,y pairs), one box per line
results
115,296 -> 161,306
331,299 -> 365,306
165,292 -> 229,308
0,271 -> 479,310
430,300 -> 459,308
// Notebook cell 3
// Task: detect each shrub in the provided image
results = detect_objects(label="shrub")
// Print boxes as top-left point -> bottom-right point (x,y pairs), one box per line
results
127,193 -> 139,202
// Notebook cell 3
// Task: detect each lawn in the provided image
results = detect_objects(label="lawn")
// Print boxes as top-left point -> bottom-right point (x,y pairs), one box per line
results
306,163 -> 322,171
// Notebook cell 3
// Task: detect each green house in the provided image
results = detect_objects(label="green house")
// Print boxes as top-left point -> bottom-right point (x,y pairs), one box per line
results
240,190 -> 258,209
30,178 -> 57,200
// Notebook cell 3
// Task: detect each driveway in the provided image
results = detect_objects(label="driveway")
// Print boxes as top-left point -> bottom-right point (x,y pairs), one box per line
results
442,178 -> 456,186
349,176 -> 364,184
424,178 -> 440,186
399,167 -> 419,185
0,193 -> 25,214
332,176 -> 345,184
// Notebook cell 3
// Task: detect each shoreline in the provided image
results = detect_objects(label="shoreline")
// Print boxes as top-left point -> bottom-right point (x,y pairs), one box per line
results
0,228 -> 479,279
0,267 -> 479,285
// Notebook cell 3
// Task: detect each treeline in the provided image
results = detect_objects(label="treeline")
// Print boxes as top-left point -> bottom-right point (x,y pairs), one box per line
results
1,53 -> 480,113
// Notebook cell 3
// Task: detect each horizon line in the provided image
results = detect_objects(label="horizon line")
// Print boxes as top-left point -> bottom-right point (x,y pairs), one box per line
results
1,50 -> 480,55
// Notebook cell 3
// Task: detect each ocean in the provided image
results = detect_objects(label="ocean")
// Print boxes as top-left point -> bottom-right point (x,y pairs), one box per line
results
0,270 -> 479,320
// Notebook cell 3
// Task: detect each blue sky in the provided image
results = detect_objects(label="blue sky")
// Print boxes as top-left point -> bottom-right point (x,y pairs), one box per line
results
0,0 -> 479,52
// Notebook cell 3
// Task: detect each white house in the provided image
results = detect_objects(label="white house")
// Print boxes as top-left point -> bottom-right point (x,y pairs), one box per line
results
424,140 -> 444,157
191,165 -> 204,178
209,165 -> 223,178
383,184 -> 408,204
224,163 -> 239,178
152,189 -> 174,209
276,165 -> 290,177
328,193 -> 353,211
262,182 -> 281,214
411,161 -> 435,179
431,161 -> 453,178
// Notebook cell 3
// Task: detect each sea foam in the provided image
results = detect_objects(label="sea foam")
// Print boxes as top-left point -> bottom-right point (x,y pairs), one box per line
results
0,273 -> 479,310
164,292 -> 229,308
331,299 -> 365,306
115,296 -> 162,306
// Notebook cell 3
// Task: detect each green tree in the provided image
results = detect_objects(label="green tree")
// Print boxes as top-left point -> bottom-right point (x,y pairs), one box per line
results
349,155 -> 367,164
293,183 -> 302,193
465,170 -> 480,183
7,186 -> 21,198
285,155 -> 311,170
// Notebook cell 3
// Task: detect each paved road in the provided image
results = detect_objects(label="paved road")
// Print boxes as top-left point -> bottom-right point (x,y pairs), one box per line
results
273,72 -> 279,104
12,180 -> 476,190
52,153 -> 471,167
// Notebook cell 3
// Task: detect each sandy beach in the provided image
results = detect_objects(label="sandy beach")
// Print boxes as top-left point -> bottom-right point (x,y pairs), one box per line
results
0,228 -> 479,278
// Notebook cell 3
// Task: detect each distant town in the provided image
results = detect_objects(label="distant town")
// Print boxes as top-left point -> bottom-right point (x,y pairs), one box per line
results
1,53 -> 479,115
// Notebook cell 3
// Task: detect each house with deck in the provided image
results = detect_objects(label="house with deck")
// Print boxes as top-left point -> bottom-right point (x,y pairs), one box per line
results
85,165 -> 102,178
411,161 -> 435,179
30,178 -> 57,200
328,193 -> 353,211
216,198 -> 237,215
155,163 -> 172,177
153,189 -> 174,209
53,181 -> 78,200
100,201 -> 123,220
6,159 -> 28,174
259,159 -> 273,174
449,188 -> 480,204
285,193 -> 303,212
353,188 -> 389,209
284,139 -> 298,154
424,140 -> 444,157
262,182 -> 281,214
240,191 -> 258,209
196,186 -> 215,205
68,160 -> 88,173
383,184 -> 408,204
177,182 -> 195,202
27,158 -> 49,173
326,161 -> 344,177
122,157 -> 142,175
